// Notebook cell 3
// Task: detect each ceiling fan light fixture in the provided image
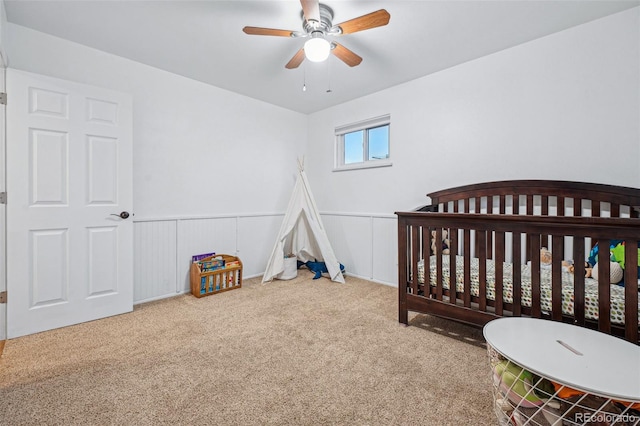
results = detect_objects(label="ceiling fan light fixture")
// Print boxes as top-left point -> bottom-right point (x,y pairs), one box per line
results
304,36 -> 331,62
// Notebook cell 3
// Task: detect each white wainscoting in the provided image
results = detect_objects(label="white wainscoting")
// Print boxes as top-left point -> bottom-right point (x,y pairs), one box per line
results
133,220 -> 177,303
133,212 -> 398,304
321,213 -> 398,287
133,214 -> 283,304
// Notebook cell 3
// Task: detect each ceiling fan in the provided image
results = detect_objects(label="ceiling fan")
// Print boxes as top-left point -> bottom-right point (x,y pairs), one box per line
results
242,0 -> 390,69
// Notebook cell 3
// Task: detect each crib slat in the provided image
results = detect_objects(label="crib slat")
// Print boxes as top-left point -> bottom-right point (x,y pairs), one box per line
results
464,229 -> 471,308
450,227 -> 458,257
611,203 -> 620,218
411,226 -> 419,296
449,225 -> 460,303
495,231 -> 505,316
624,241 -> 639,342
541,195 -> 549,247
526,195 -> 534,216
478,230 -> 487,312
512,232 -> 522,316
513,195 -> 519,215
597,239 -> 611,333
573,238 -> 586,326
592,201 -> 601,217
551,235 -> 563,321
473,201 -> 481,266
422,226 -> 430,296
416,226 -> 431,297
436,227 -> 443,301
421,226 -> 428,257
449,247 -> 456,305
556,197 -> 566,258
574,199 -> 582,216
448,226 -> 457,304
525,197 -> 534,263
530,236 -> 541,318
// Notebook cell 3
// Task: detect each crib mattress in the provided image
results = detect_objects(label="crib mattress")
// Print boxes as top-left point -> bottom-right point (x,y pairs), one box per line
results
417,255 -> 640,326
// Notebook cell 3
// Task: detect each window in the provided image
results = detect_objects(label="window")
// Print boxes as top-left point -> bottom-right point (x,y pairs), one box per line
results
335,114 -> 391,171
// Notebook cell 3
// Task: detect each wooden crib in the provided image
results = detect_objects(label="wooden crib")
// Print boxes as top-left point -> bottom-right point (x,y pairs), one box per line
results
396,180 -> 640,344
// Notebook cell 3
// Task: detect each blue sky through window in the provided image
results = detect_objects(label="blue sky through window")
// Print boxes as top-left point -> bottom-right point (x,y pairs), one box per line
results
344,130 -> 364,164
368,125 -> 389,160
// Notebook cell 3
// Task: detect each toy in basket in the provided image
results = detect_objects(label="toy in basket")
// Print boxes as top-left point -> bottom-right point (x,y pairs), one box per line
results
484,318 -> 640,426
190,254 -> 242,298
488,349 -> 640,426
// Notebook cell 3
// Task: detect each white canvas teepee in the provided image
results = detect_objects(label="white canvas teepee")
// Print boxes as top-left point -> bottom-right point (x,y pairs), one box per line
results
262,160 -> 345,284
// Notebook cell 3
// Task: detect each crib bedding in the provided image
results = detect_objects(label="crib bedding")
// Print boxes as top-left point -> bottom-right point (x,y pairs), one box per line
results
417,255 -> 640,326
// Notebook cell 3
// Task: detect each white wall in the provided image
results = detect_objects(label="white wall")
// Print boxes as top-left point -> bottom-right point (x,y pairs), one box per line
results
0,0 -> 7,66
7,23 -> 307,218
308,8 -> 640,213
6,23 -> 308,301
308,8 -> 640,284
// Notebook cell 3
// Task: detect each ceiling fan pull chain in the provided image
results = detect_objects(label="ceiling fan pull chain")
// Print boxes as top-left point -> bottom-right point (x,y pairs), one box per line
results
303,64 -> 307,92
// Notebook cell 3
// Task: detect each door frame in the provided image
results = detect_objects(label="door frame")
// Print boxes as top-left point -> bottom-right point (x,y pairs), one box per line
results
0,64 -> 6,355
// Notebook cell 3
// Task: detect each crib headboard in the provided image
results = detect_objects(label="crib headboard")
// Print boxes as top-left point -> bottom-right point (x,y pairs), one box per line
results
420,180 -> 640,219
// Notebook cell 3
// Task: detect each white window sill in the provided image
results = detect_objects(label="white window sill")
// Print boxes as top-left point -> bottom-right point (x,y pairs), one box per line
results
332,160 -> 392,172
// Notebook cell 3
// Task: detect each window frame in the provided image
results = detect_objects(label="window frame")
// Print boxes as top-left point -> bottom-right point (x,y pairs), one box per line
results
334,114 -> 391,172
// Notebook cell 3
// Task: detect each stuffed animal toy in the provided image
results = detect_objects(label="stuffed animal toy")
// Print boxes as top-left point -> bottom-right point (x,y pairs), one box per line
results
590,261 -> 624,284
610,242 -> 640,279
430,229 -> 450,255
584,241 -> 637,284
540,247 -> 552,265
297,260 -> 345,280
493,360 -> 544,408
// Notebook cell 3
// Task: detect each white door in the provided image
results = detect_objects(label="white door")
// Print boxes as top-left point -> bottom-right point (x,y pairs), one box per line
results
6,69 -> 133,338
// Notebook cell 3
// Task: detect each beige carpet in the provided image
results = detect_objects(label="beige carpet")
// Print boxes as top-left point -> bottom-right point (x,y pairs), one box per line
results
0,271 -> 494,425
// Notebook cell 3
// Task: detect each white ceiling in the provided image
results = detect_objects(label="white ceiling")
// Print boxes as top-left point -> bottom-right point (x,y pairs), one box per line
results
4,0 -> 639,114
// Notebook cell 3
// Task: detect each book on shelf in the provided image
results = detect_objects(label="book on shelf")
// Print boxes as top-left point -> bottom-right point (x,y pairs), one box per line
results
200,258 -> 225,272
192,252 -> 216,263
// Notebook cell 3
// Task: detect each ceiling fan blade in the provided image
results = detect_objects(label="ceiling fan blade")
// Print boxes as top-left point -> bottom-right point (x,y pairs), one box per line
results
300,0 -> 320,23
285,49 -> 305,69
332,43 -> 362,67
335,9 -> 390,35
243,26 -> 294,37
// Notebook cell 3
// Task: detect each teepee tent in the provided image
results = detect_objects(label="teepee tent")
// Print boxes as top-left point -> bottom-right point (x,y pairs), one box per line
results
262,160 -> 345,284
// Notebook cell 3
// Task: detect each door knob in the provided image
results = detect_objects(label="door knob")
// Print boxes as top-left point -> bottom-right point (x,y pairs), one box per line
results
110,211 -> 130,219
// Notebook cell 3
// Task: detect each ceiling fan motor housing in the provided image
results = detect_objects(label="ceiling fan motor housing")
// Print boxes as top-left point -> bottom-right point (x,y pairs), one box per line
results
302,3 -> 337,34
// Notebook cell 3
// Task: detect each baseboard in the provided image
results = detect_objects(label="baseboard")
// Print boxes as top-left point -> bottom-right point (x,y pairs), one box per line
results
0,339 -> 5,357
134,292 -> 186,306
342,272 -> 397,288
134,271 -> 393,306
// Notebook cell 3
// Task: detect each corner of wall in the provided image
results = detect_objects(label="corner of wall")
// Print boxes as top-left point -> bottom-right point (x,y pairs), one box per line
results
0,1 -> 8,67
